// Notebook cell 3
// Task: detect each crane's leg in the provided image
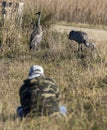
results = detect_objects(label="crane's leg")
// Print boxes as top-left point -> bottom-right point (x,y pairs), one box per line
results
78,44 -> 80,52
80,44 -> 83,52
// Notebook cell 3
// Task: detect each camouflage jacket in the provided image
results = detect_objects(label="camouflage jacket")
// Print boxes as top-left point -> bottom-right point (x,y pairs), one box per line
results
19,76 -> 60,117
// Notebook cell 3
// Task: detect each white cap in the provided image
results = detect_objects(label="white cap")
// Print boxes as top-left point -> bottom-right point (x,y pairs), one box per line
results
28,65 -> 44,79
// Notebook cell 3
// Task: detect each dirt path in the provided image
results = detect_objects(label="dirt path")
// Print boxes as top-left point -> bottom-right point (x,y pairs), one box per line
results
51,24 -> 107,42
51,23 -> 107,126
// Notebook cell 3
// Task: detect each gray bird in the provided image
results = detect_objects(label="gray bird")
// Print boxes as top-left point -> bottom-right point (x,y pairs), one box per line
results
68,30 -> 96,52
30,11 -> 43,50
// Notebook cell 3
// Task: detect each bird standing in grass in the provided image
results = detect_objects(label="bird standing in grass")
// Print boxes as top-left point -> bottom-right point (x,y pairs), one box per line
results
30,11 -> 43,50
68,30 -> 96,52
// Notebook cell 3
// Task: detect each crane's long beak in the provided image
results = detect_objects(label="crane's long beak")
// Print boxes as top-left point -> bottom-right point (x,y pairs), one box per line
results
35,12 -> 39,15
89,42 -> 96,50
35,12 -> 41,15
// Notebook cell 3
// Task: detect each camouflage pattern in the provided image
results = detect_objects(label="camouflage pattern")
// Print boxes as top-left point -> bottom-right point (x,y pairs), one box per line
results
19,76 -> 60,117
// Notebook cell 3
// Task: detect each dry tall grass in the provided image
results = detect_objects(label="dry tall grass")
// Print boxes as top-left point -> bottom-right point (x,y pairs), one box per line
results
24,0 -> 107,25
0,27 -> 107,130
0,1 -> 107,130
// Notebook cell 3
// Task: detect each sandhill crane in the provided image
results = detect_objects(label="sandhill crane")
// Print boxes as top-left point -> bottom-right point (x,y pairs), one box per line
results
30,11 -> 43,50
68,30 -> 96,52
